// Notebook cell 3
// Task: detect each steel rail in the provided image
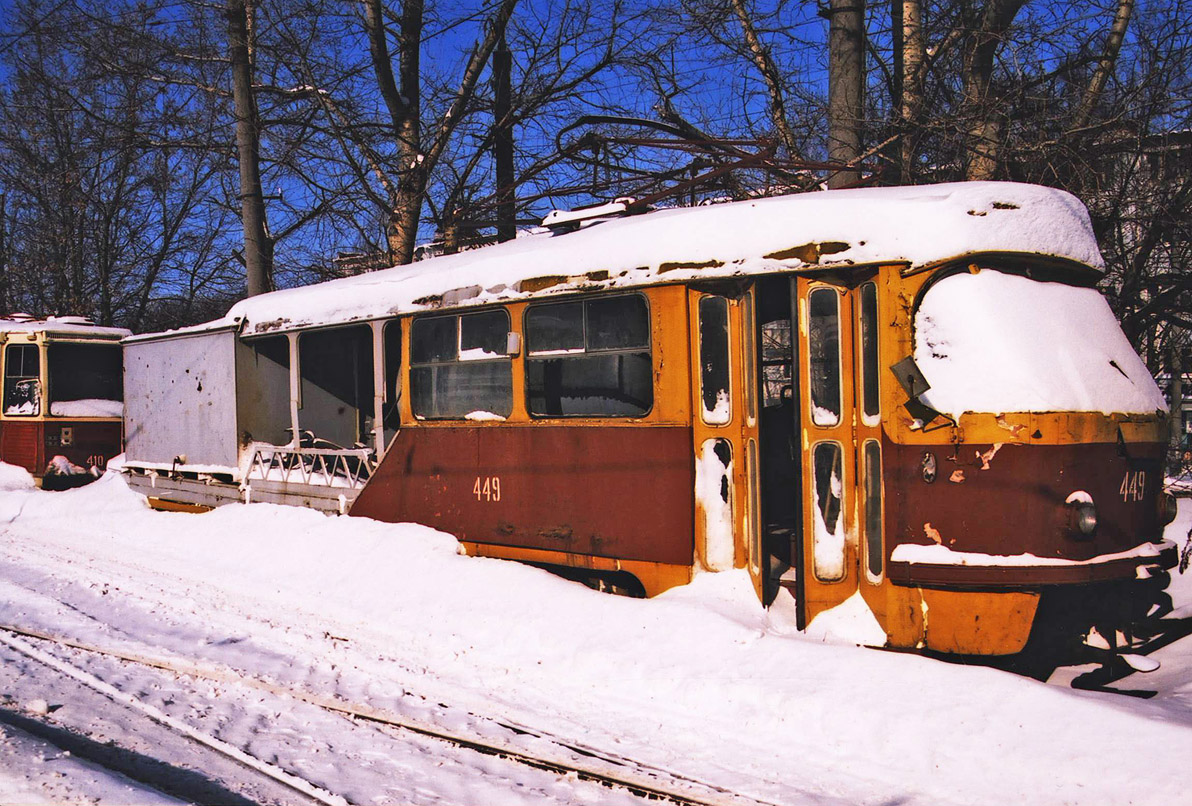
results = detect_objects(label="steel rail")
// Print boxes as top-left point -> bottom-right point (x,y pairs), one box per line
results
0,622 -> 783,806
0,628 -> 344,806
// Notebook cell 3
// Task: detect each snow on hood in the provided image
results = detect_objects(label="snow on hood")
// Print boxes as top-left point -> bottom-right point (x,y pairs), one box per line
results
209,181 -> 1102,337
915,269 -> 1166,416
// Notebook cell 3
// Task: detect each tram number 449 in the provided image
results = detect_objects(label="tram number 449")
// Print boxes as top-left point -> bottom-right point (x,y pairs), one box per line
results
473,476 -> 502,502
1119,470 -> 1147,503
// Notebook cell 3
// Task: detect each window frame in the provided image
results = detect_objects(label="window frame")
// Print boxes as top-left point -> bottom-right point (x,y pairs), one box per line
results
807,286 -> 843,428
523,292 -> 654,420
3,342 -> 42,418
409,308 -> 514,421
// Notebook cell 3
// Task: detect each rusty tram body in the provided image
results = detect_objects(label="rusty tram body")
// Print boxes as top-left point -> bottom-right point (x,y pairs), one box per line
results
0,315 -> 127,487
121,182 -> 1177,660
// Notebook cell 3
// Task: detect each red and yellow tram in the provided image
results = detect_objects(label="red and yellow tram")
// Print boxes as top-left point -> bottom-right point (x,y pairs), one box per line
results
120,182 -> 1177,661
0,315 -> 127,488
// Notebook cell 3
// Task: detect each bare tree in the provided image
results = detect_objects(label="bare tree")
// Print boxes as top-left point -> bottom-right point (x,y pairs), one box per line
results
228,0 -> 273,296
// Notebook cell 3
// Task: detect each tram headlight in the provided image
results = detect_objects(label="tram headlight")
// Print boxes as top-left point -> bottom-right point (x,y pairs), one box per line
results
1065,499 -> 1097,537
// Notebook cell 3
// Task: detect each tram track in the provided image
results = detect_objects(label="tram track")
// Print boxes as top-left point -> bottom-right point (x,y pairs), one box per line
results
0,622 -> 781,806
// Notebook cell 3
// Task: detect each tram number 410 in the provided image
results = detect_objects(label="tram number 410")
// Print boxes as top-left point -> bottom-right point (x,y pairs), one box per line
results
1119,470 -> 1147,503
474,476 -> 502,502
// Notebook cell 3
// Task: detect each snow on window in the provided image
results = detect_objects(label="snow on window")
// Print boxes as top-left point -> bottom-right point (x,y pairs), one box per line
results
914,270 -> 1167,417
699,296 -> 732,426
812,441 -> 846,582
704,389 -> 731,425
696,438 -> 734,571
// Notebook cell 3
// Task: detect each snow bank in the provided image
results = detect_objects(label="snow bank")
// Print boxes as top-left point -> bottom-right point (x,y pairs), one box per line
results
915,270 -> 1166,416
0,461 -> 35,491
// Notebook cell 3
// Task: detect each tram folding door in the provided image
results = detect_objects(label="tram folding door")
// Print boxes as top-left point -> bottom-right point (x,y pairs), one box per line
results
687,287 -> 765,601
795,276 -> 884,627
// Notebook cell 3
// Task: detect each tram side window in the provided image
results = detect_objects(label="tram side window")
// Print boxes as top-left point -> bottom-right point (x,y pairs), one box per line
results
4,344 -> 40,416
808,287 -> 841,426
698,296 -> 731,425
411,310 -> 513,419
525,294 -> 652,418
859,281 -> 880,421
47,343 -> 123,418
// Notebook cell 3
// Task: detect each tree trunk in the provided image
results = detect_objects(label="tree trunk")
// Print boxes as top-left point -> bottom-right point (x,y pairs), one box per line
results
961,1 -> 1026,181
1070,0 -> 1134,132
493,33 -> 516,243
364,0 -> 516,265
227,0 -> 272,296
826,0 -> 865,188
899,0 -> 924,181
1170,342 -> 1184,454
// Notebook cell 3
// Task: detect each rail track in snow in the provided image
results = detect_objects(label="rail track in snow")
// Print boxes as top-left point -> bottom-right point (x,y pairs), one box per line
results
0,622 -> 784,806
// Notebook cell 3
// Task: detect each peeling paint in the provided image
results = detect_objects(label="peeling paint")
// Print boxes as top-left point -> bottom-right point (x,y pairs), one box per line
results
517,275 -> 568,293
995,416 -> 1027,440
949,469 -> 966,484
763,241 -> 850,264
977,443 -> 1004,470
658,259 -> 725,273
924,522 -> 943,544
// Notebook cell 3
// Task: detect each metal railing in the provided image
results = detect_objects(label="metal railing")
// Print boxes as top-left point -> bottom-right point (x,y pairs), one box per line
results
245,443 -> 377,490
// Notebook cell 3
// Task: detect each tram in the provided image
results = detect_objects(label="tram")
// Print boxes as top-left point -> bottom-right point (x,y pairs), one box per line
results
120,181 -> 1178,660
0,315 -> 128,488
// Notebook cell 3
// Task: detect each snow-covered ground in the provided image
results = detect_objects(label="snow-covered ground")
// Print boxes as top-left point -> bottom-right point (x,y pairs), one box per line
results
1,463 -> 1190,805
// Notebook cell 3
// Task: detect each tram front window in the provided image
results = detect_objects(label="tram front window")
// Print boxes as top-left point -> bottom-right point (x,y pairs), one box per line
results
47,343 -> 123,418
4,343 -> 40,416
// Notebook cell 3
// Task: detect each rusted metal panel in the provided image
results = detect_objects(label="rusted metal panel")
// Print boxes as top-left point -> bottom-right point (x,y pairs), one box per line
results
0,422 -> 42,473
351,425 -> 695,566
124,329 -> 240,469
885,436 -> 1169,586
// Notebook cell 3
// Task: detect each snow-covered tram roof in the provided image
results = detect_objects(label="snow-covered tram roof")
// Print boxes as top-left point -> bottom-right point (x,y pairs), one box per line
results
176,181 -> 1108,339
0,316 -> 130,340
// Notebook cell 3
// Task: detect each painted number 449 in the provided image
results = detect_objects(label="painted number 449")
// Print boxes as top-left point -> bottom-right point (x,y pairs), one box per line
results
474,476 -> 501,502
1119,470 -> 1147,503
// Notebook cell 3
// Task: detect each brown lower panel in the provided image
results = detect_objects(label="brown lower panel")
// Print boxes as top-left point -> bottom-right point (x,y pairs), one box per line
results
888,544 -> 1177,588
352,424 -> 695,567
459,541 -> 692,597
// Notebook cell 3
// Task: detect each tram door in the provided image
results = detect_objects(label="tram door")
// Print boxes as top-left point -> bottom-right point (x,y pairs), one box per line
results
688,287 -> 766,601
794,276 -> 884,627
